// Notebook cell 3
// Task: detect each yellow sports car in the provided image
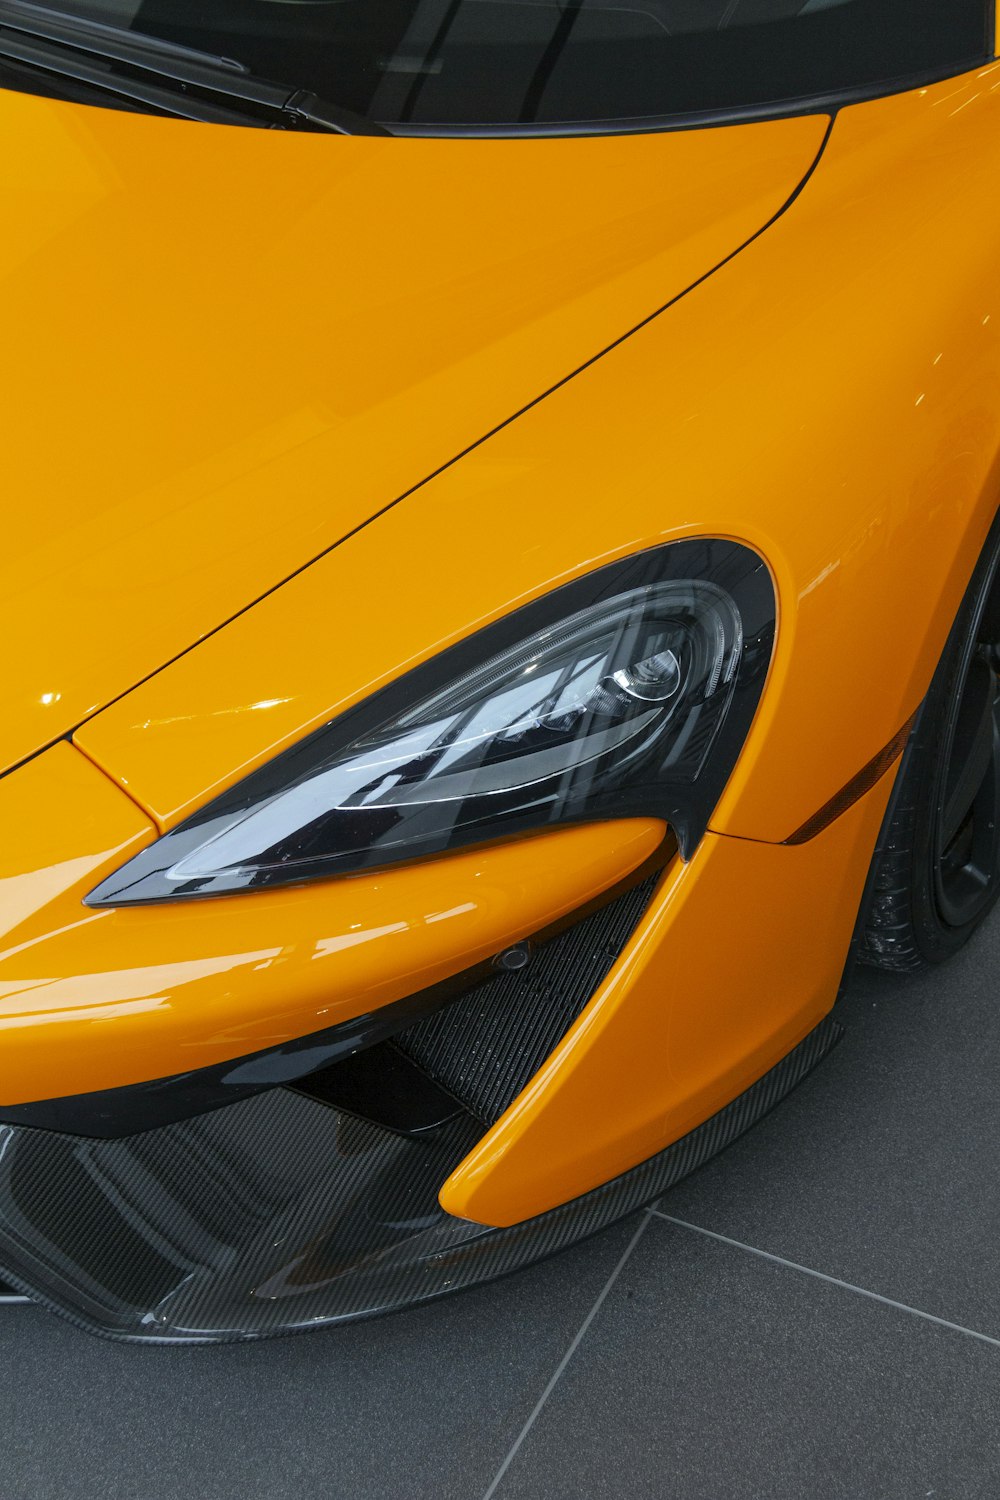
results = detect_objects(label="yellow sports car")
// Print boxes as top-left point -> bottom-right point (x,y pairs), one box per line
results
0,0 -> 998,1342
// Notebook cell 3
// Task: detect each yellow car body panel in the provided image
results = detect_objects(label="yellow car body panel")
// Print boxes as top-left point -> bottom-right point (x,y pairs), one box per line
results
0,85 -> 823,776
443,771 -> 895,1225
5,63 -> 1000,1152
76,68 -> 1000,851
74,66 -> 1000,1222
0,18 -> 999,1339
0,741 -> 664,1104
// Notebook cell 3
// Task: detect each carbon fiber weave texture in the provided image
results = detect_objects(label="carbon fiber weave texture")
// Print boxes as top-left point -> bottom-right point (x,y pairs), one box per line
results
0,1016 -> 841,1342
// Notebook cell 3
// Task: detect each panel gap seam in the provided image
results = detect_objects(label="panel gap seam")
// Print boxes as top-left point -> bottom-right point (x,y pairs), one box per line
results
71,734 -> 164,833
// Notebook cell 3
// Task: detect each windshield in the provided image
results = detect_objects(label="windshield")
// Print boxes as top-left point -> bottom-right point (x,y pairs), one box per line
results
2,0 -> 991,129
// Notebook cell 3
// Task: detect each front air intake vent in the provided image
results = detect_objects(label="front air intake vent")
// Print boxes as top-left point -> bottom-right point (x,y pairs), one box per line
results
394,872 -> 661,1125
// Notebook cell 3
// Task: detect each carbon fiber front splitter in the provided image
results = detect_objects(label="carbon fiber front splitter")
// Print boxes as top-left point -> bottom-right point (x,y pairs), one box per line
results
0,1017 -> 841,1343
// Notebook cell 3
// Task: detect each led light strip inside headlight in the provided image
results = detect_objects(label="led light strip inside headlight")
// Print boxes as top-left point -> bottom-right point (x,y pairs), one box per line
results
87,540 -> 775,905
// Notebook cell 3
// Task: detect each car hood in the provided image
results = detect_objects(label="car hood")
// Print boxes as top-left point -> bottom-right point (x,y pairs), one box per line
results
0,85 -> 827,774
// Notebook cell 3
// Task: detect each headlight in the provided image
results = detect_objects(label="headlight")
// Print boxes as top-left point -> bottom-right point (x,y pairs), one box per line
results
87,539 -> 775,906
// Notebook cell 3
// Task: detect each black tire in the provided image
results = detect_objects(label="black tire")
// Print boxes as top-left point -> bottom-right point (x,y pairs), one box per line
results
860,513 -> 1000,972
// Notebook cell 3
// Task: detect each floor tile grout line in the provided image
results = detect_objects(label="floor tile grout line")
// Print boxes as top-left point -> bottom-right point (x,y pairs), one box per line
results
479,1213 -> 653,1500
653,1210 -> 1000,1351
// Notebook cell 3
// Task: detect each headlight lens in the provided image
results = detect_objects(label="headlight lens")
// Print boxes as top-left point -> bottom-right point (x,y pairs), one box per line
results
87,540 -> 775,906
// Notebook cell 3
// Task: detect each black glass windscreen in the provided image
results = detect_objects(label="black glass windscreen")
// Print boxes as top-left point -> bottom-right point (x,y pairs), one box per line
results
10,0 -> 991,126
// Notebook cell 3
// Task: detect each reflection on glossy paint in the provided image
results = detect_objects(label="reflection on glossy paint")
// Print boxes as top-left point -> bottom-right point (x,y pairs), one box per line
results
139,697 -> 294,731
0,857 -> 106,941
425,902 -> 477,925
0,999 -> 164,1030
798,559 -> 841,600
0,949 -> 282,1018
309,924 -> 409,961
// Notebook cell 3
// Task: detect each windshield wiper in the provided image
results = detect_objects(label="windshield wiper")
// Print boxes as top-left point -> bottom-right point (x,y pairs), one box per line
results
0,0 -> 388,134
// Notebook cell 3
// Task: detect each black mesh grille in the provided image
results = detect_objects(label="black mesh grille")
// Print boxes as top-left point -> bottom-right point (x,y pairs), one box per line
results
394,873 -> 661,1124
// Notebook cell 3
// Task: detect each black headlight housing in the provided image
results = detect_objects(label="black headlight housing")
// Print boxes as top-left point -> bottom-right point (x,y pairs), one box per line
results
87,538 -> 775,906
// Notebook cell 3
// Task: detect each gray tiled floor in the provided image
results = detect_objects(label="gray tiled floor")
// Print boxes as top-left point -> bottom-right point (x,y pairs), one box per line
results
3,911 -> 1000,1499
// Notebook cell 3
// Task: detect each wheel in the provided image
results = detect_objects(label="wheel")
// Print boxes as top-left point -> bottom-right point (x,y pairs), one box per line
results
860,514 -> 1000,972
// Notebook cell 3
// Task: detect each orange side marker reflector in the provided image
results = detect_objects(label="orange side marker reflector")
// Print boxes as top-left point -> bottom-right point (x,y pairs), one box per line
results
784,711 -> 919,845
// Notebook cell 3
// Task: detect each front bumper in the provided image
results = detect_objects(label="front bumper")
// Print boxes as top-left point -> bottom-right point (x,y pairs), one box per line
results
0,738 -> 897,1339
0,1016 -> 840,1343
